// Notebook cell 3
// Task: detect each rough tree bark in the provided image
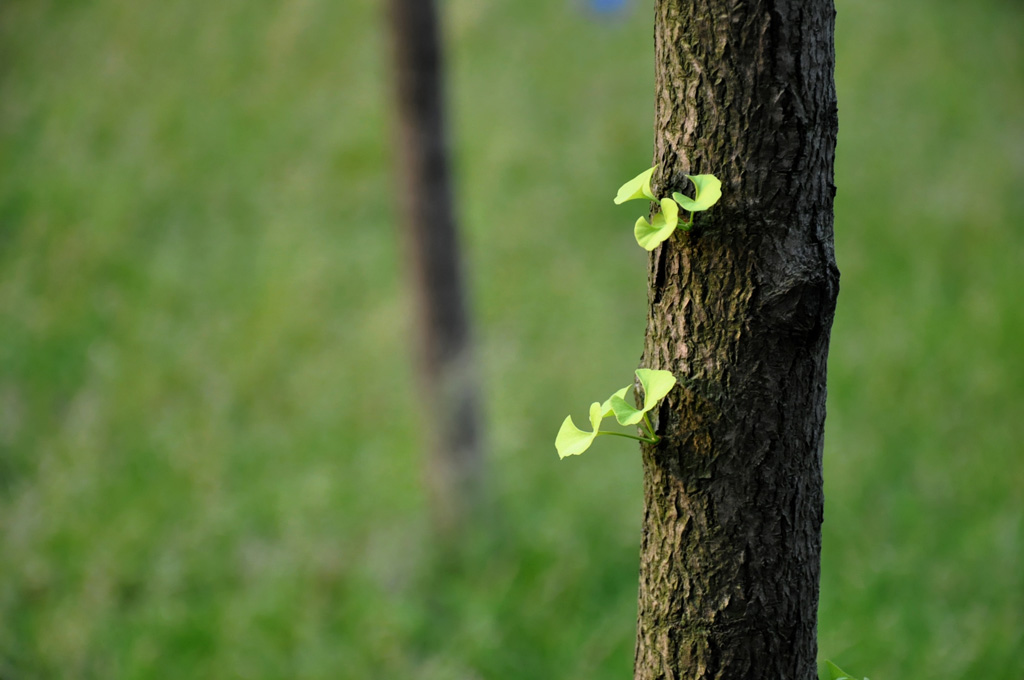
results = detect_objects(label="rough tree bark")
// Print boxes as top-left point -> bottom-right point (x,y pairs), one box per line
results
387,0 -> 484,538
634,1 -> 839,679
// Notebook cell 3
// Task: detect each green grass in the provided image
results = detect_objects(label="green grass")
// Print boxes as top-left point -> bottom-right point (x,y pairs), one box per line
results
1,0 -> 1022,678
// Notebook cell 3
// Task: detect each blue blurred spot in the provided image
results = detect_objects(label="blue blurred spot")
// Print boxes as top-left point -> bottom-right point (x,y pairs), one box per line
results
590,0 -> 628,14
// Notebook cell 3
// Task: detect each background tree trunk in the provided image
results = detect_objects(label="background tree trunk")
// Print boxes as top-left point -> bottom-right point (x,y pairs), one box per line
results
387,0 -> 485,539
634,1 -> 839,679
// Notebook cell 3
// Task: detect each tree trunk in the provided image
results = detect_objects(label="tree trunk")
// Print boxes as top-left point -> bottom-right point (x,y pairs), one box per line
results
634,2 -> 839,679
387,0 -> 485,539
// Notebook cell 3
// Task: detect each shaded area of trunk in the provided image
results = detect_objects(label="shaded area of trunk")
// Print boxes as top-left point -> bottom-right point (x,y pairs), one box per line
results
387,0 -> 484,538
634,1 -> 839,678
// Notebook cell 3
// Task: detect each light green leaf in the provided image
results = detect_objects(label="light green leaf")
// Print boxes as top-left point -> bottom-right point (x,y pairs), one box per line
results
555,401 -> 603,459
601,387 -> 629,415
633,198 -> 679,251
637,368 -> 677,405
610,369 -> 677,426
614,166 -> 657,204
672,173 -> 722,212
555,387 -> 628,458
609,394 -> 643,426
824,660 -> 854,680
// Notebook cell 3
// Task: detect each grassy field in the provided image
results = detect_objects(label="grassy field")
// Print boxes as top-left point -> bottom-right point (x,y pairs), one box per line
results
1,0 -> 1022,678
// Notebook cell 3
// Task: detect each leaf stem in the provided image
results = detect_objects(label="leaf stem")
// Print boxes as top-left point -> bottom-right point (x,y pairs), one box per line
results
596,430 -> 659,445
642,413 -> 656,439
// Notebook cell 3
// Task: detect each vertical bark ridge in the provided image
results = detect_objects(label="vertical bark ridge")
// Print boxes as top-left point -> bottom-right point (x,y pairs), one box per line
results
635,1 -> 838,679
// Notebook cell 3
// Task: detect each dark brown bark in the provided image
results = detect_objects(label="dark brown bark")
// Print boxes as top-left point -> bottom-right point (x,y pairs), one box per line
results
387,0 -> 484,538
634,1 -> 839,679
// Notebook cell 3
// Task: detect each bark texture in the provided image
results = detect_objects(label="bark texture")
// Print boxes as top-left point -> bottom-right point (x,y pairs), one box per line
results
634,1 -> 839,679
387,0 -> 484,538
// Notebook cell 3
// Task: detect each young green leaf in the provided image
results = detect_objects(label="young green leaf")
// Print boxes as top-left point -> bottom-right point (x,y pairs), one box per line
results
672,173 -> 722,212
824,660 -> 855,680
610,369 -> 677,426
614,166 -> 658,204
633,197 -> 679,251
555,402 -> 603,459
637,368 -> 676,403
555,388 -> 627,459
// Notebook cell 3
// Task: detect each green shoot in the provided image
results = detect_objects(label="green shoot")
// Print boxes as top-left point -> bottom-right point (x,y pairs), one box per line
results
555,369 -> 677,459
615,166 -> 722,248
824,660 -> 869,680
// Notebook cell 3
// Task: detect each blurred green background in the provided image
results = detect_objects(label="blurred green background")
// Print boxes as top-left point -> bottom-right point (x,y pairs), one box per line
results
1,0 -> 1022,678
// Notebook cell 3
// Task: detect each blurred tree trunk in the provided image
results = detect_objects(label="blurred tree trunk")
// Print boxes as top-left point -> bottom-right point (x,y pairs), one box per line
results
634,1 -> 839,679
387,0 -> 484,538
